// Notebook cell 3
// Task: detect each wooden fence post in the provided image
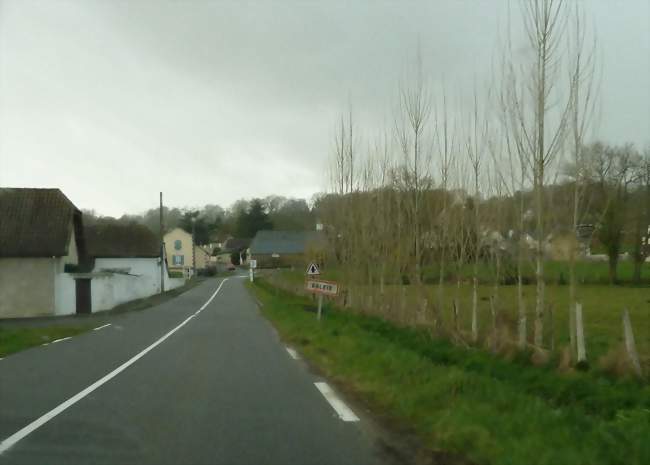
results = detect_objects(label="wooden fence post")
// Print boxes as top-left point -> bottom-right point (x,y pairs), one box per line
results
575,302 -> 587,364
549,303 -> 555,352
490,297 -> 497,353
518,300 -> 527,350
471,299 -> 478,343
622,308 -> 643,378
420,298 -> 428,326
453,299 -> 459,334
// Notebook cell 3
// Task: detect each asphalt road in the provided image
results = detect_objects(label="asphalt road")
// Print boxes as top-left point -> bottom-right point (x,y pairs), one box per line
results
0,276 -> 390,465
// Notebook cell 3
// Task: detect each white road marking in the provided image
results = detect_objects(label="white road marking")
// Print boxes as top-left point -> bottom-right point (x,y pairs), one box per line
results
93,324 -> 111,331
314,382 -> 360,422
41,343 -> 50,347
286,347 -> 300,360
50,337 -> 71,344
0,278 -> 229,455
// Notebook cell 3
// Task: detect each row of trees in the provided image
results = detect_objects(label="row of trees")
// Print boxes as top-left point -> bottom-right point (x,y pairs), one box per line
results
319,0 -> 649,359
83,195 -> 317,246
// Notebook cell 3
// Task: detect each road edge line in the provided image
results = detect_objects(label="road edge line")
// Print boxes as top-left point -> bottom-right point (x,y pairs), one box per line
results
314,382 -> 360,422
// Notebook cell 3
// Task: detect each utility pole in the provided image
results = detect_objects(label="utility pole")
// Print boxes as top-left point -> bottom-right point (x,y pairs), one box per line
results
159,192 -> 165,294
192,217 -> 197,277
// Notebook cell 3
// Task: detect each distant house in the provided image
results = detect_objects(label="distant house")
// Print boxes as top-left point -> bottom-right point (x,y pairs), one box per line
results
163,227 -> 211,276
249,230 -> 327,268
194,245 -> 213,270
84,222 -> 182,312
0,188 -> 85,318
164,228 -> 194,276
217,237 -> 251,265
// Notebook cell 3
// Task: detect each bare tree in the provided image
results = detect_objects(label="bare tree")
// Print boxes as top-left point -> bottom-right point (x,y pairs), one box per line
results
465,87 -> 489,343
435,86 -> 455,328
566,3 -> 599,358
504,0 -> 573,347
395,49 -> 433,286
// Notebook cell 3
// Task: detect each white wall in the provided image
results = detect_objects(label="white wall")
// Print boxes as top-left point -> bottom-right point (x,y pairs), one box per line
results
52,257 -> 187,315
54,269 -> 76,316
91,258 -> 161,311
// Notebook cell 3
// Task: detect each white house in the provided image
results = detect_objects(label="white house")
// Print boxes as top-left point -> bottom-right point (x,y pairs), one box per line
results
83,222 -> 185,312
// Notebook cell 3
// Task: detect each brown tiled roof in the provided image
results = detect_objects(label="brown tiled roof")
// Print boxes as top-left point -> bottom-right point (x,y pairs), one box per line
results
0,188 -> 80,257
85,221 -> 160,258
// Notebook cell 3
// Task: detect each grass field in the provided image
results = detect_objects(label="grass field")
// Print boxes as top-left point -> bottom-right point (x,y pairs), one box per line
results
250,279 -> 650,465
270,265 -> 649,371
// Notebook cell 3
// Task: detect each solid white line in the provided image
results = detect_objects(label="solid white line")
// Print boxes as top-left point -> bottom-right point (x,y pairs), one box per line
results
314,382 -> 360,422
285,347 -> 300,360
50,337 -> 71,344
93,324 -> 111,331
0,278 -> 229,455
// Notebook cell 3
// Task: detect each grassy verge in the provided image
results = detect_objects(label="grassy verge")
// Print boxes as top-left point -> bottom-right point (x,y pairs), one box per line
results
272,269 -> 649,365
0,326 -> 92,357
249,279 -> 650,465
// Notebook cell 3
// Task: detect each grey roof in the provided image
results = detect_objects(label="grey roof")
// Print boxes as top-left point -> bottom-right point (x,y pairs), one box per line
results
250,230 -> 325,255
0,188 -> 83,258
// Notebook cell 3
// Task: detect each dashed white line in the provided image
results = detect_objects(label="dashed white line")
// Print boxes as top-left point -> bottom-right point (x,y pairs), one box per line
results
50,337 -> 71,344
314,382 -> 360,422
93,324 -> 111,331
286,347 -> 300,360
0,278 -> 230,455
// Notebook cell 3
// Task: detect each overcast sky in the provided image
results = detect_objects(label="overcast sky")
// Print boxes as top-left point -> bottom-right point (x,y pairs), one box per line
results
1,1 -> 648,217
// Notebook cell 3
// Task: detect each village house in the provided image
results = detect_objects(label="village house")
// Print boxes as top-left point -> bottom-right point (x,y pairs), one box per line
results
215,237 -> 251,265
163,227 -> 212,276
0,188 -> 85,318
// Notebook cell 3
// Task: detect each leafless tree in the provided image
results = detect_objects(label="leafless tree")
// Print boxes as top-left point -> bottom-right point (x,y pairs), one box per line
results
565,2 -> 599,358
394,51 -> 433,286
504,0 -> 573,347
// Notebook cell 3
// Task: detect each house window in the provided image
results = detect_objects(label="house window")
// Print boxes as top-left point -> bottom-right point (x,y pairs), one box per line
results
174,240 -> 182,250
173,255 -> 184,265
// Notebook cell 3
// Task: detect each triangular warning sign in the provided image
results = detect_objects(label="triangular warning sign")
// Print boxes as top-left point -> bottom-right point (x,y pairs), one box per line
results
307,263 -> 320,275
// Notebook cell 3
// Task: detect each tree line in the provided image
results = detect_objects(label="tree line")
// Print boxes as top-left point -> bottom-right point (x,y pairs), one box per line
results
83,195 -> 317,246
317,0 -> 649,362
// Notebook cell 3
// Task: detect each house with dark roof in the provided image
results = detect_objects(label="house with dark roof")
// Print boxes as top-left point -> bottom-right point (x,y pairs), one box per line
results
249,230 -> 327,268
214,237 -> 251,266
84,222 -> 184,312
0,188 -> 85,317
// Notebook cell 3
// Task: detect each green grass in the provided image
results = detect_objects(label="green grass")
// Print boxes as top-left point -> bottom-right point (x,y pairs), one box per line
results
249,279 -> 650,465
0,326 -> 92,357
272,266 -> 650,365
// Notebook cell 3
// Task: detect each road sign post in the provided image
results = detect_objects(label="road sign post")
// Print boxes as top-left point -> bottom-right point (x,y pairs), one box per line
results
249,259 -> 257,283
317,294 -> 324,320
305,278 -> 338,321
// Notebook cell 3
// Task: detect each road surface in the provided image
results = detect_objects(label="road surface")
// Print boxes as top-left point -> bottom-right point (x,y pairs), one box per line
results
0,276 -> 391,465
